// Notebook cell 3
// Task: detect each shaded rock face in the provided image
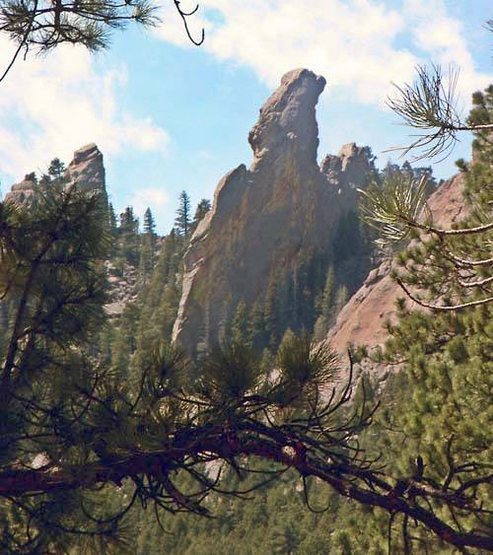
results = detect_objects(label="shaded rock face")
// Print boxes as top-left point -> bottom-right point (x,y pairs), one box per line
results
173,69 -> 374,355
5,143 -> 107,205
327,172 -> 467,359
321,143 -> 376,193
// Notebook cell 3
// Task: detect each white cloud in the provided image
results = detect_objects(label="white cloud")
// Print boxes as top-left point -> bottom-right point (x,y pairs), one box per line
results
155,0 -> 492,108
403,0 -> 491,103
0,41 -> 169,180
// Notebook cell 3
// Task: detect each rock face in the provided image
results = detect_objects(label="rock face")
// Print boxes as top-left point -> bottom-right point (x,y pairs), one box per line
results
4,143 -> 107,205
172,69 -> 375,355
65,143 -> 107,203
5,174 -> 38,204
321,143 -> 376,191
327,173 -> 467,357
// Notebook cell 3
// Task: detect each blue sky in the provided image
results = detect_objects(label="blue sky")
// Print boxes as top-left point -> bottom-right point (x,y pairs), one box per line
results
0,0 -> 492,233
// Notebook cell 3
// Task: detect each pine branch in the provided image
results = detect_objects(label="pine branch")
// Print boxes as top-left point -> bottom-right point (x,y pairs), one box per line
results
1,427 -> 492,551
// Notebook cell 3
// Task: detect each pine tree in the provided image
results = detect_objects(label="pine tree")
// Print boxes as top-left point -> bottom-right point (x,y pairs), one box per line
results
108,202 -> 118,234
138,207 -> 158,281
118,206 -> 140,266
313,266 -> 336,340
0,184 -> 112,552
174,190 -> 192,236
143,207 -> 156,236
120,206 -> 139,233
48,157 -> 66,180
230,300 -> 250,344
0,0 -> 204,83
191,198 -> 211,233
349,81 -> 493,552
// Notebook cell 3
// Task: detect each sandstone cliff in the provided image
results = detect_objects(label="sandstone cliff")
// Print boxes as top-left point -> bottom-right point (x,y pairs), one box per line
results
173,69 -> 375,355
327,172 -> 467,357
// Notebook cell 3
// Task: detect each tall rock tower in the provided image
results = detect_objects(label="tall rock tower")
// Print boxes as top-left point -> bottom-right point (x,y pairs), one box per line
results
64,143 -> 107,205
172,69 -> 376,355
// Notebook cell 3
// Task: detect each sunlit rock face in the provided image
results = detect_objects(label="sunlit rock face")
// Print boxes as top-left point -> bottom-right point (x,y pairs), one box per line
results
5,174 -> 38,204
172,69 -> 375,356
65,143 -> 107,203
4,143 -> 107,206
327,172 -> 467,362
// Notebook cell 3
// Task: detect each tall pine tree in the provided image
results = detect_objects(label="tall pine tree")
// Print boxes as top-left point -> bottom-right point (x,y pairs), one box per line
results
174,190 -> 192,236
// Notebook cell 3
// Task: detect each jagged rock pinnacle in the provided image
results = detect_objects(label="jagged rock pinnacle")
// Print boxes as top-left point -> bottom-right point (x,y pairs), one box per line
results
172,69 -> 373,355
65,143 -> 107,202
248,68 -> 326,164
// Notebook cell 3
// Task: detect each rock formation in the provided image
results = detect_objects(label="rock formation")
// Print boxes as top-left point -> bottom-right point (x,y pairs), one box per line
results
4,143 -> 107,205
5,174 -> 38,204
321,142 -> 376,191
172,69 -> 375,355
327,172 -> 467,358
64,143 -> 107,204
2,144 -> 133,318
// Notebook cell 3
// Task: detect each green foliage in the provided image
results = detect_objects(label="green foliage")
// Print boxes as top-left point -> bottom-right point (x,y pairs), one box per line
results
333,84 -> 493,553
48,157 -> 66,180
359,173 -> 431,250
0,0 -> 158,55
386,64 -> 462,159
191,198 -> 211,234
143,207 -> 156,236
199,341 -> 260,403
0,183 -> 119,553
273,332 -> 338,406
175,190 -> 192,237
117,206 -> 140,266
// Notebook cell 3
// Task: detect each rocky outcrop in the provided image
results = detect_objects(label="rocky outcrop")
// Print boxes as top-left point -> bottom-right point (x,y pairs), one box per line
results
319,143 -> 377,222
3,144 -> 130,318
172,69 -> 375,355
64,143 -> 107,204
321,143 -> 376,191
327,173 -> 467,358
104,260 -> 140,318
4,143 -> 107,205
5,174 -> 38,204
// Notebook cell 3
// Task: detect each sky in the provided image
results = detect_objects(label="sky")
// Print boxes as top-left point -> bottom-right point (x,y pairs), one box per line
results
0,0 -> 492,233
